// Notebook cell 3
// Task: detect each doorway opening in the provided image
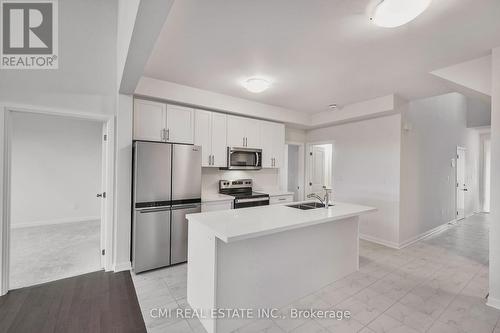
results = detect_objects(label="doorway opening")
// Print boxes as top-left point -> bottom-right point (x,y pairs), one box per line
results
7,112 -> 106,289
283,143 -> 305,201
306,142 -> 334,195
456,146 -> 467,221
481,135 -> 491,213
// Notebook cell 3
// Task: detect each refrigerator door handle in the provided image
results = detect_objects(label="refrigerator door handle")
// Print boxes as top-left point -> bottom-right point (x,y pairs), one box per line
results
138,207 -> 171,213
171,204 -> 200,210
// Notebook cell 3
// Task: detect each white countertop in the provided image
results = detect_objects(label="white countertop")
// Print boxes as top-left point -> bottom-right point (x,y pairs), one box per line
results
187,202 -> 376,243
201,193 -> 234,203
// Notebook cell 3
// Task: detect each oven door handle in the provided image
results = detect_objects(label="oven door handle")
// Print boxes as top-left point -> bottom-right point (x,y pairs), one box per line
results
235,197 -> 269,204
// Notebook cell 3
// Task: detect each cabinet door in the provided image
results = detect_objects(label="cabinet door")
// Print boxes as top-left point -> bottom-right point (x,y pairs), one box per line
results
244,118 -> 261,148
166,105 -> 194,144
272,123 -> 285,168
227,115 -> 246,147
260,121 -> 274,168
211,113 -> 227,167
194,109 -> 212,167
133,99 -> 166,141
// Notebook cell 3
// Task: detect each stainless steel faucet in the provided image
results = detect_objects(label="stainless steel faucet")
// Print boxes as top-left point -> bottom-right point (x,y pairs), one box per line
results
307,186 -> 332,208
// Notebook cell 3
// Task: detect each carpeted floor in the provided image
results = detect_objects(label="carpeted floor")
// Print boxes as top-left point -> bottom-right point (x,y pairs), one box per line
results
10,219 -> 101,289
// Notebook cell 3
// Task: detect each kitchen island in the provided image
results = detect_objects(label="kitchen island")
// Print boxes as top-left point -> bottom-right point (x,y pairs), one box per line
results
186,202 -> 376,333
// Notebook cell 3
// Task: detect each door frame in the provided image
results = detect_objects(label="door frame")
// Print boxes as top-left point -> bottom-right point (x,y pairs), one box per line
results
0,104 -> 115,295
305,140 -> 335,196
283,141 -> 305,201
455,146 -> 467,221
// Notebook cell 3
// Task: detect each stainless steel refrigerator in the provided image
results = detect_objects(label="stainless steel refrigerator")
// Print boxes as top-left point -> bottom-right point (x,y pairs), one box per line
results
132,141 -> 201,273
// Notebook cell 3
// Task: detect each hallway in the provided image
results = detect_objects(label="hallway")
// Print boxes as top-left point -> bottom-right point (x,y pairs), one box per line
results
133,213 -> 498,333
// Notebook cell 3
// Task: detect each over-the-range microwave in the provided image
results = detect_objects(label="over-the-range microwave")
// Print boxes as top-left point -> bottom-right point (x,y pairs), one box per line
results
221,147 -> 262,170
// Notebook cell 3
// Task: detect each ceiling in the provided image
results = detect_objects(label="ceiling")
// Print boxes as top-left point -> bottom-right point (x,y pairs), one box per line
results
143,0 -> 500,114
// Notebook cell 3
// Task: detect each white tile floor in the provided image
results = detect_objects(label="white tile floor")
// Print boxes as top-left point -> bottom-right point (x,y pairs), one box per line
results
10,219 -> 102,289
132,214 -> 499,333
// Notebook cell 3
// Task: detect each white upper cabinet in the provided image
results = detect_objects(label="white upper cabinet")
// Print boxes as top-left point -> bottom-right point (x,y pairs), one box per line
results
134,99 -> 194,144
135,99 -> 284,169
245,118 -> 261,149
211,113 -> 227,167
260,121 -> 285,168
133,99 -> 166,142
166,104 -> 194,144
194,110 -> 212,167
226,115 -> 261,148
194,110 -> 227,167
227,115 -> 247,147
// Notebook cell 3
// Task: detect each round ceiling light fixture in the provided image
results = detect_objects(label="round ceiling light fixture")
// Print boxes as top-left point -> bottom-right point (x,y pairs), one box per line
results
368,0 -> 432,28
242,77 -> 271,93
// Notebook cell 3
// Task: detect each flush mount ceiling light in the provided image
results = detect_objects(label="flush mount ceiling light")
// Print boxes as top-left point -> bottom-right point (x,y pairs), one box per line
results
368,0 -> 432,28
242,77 -> 271,93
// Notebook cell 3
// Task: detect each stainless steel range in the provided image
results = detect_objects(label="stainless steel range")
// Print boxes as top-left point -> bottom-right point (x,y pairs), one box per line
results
219,179 -> 269,209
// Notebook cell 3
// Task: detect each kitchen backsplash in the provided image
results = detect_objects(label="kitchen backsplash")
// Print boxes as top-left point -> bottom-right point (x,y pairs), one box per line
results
201,168 -> 280,194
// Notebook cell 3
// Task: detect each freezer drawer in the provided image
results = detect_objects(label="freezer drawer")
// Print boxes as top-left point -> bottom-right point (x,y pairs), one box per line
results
170,203 -> 201,265
133,208 -> 171,273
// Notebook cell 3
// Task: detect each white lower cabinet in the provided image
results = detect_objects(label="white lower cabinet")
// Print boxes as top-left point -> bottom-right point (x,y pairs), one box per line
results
270,194 -> 294,205
201,201 -> 233,212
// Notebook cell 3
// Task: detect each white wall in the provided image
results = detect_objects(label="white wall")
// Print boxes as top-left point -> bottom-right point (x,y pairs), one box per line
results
285,127 -> 307,143
400,93 -> 481,244
117,0 -> 141,86
467,97 -> 491,128
0,1 -> 119,284
202,168 -> 280,195
11,113 -> 102,227
488,47 -> 500,310
114,94 -> 134,270
307,114 -> 402,247
0,0 -> 118,114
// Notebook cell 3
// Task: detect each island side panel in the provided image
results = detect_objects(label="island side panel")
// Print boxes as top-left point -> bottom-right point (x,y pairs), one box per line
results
187,220 -> 218,333
215,216 -> 359,333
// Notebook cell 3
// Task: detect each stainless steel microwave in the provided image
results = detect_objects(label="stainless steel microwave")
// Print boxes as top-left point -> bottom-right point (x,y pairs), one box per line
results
223,147 -> 262,170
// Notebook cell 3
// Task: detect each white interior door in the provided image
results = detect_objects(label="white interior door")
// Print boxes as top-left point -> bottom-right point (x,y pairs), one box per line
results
456,147 -> 467,220
287,145 -> 300,200
309,146 -> 326,193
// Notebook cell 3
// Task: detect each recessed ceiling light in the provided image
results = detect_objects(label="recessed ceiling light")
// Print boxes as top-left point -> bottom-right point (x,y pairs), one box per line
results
242,77 -> 271,93
329,104 -> 338,109
369,0 -> 432,28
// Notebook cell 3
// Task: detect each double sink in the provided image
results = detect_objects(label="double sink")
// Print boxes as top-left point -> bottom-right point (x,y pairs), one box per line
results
287,202 -> 333,210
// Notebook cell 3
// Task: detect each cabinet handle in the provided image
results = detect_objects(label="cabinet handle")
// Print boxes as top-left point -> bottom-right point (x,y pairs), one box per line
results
161,129 -> 166,141
166,129 -> 170,141
211,155 -> 214,166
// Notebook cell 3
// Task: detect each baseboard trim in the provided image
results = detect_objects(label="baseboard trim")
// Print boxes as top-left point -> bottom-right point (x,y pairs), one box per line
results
359,234 -> 400,249
487,296 -> 500,310
11,216 -> 100,229
114,261 -> 131,272
361,221 -> 451,250
398,222 -> 450,249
